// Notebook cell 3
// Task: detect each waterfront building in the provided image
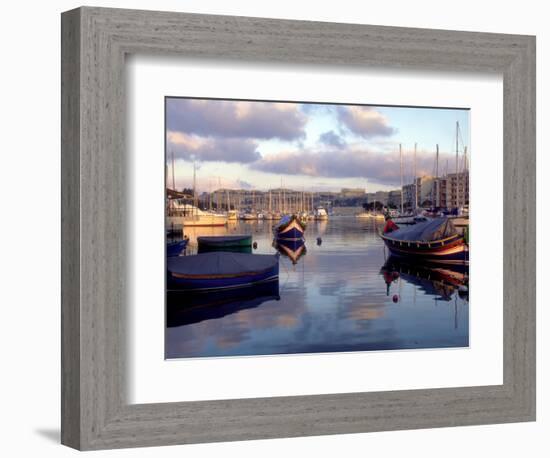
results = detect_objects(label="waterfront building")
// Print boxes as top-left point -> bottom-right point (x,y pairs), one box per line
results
366,191 -> 389,206
403,176 -> 435,209
340,188 -> 366,198
445,171 -> 469,210
387,190 -> 402,208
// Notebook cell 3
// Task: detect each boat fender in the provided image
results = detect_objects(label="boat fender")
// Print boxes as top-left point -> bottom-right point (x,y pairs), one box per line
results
392,294 -> 399,303
316,237 -> 322,246
252,241 -> 258,249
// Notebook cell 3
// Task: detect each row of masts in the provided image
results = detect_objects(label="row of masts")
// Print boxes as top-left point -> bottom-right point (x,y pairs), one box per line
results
204,187 -> 318,214
398,121 -> 468,212
169,158 -> 325,215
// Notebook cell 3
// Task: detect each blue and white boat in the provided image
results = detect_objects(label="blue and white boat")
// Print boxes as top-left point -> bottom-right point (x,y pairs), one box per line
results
167,252 -> 279,291
272,214 -> 306,242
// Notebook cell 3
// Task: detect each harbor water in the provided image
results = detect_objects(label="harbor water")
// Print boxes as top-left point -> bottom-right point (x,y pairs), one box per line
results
166,217 -> 469,359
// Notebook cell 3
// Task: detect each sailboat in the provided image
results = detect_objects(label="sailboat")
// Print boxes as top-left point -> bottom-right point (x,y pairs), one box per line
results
167,161 -> 228,227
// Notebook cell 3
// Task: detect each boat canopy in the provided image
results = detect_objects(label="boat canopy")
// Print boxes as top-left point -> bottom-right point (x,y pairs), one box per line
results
168,252 -> 278,277
389,218 -> 459,242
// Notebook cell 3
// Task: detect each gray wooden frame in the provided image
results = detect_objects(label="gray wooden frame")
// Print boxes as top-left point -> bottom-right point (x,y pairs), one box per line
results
61,6 -> 536,451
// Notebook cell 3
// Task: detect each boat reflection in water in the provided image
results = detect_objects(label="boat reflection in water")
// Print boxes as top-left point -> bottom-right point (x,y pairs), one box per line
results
167,280 -> 280,327
381,256 -> 469,302
273,238 -> 307,265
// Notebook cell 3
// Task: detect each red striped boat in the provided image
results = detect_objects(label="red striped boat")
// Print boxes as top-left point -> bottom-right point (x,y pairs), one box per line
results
379,217 -> 468,265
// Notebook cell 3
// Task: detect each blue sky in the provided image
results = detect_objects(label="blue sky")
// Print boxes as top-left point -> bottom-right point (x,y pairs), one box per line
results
166,98 -> 470,193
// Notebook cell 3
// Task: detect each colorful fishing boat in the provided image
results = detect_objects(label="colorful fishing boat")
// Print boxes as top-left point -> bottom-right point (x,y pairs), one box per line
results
379,217 -> 468,265
167,252 -> 279,291
166,238 -> 188,257
197,235 -> 252,253
273,214 -> 306,241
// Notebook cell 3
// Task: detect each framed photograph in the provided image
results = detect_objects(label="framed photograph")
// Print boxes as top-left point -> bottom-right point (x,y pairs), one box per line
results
61,6 -> 536,450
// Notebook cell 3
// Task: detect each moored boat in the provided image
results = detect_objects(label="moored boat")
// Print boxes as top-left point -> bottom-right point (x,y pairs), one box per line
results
168,203 -> 227,227
197,235 -> 252,253
167,252 -> 279,291
273,214 -> 306,241
380,217 -> 468,265
314,207 -> 329,220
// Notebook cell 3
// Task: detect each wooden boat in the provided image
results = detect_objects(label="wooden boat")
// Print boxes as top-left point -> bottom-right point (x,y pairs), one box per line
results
166,238 -> 188,257
380,217 -> 468,265
197,235 -> 252,249
272,214 -> 306,241
273,238 -> 306,264
167,252 -> 279,291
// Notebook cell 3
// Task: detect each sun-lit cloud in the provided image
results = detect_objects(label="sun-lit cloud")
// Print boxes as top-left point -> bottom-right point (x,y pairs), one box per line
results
250,145 -> 455,186
167,131 -> 261,163
337,106 -> 396,138
166,98 -> 307,141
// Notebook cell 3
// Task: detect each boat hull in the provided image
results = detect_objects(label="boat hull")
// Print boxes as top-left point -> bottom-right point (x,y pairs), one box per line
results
168,269 -> 279,291
381,233 -> 468,265
273,217 -> 305,241
197,235 -> 252,248
167,253 -> 279,291
198,235 -> 253,254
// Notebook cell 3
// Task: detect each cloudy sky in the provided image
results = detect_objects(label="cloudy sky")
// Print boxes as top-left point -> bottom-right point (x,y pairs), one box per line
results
166,97 -> 470,193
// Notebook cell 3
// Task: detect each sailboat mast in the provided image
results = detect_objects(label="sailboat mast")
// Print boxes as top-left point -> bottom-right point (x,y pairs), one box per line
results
414,143 -> 417,210
282,178 -> 285,214
193,161 -> 197,211
435,144 -> 440,207
436,144 -> 439,178
171,149 -> 176,191
399,143 -> 403,214
455,121 -> 459,210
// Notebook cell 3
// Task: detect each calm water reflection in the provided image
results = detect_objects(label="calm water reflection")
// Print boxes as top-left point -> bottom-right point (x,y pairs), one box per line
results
166,217 -> 469,359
